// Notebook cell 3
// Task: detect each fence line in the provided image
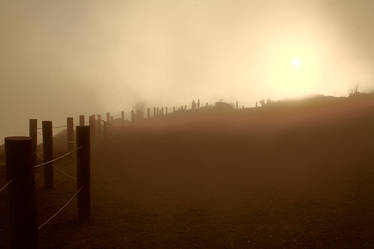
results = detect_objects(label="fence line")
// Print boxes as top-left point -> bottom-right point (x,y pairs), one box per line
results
2,124 -> 91,249
0,179 -> 13,193
38,186 -> 84,230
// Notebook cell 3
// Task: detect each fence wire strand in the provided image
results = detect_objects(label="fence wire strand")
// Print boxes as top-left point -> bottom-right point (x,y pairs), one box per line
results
38,125 -> 67,130
38,186 -> 84,230
0,179 -> 13,193
34,147 -> 81,169
52,125 -> 67,129
54,167 -> 76,181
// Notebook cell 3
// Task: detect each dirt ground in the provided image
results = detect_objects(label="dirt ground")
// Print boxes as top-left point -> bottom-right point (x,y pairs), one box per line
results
1,96 -> 374,248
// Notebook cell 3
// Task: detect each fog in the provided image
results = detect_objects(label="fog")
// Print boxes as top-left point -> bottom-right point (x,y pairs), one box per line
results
1,0 -> 374,141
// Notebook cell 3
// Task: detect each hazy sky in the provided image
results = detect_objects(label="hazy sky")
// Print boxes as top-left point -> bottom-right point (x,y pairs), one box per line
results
1,0 -> 374,140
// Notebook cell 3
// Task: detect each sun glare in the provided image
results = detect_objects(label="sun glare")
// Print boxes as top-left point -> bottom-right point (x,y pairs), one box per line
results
291,58 -> 302,70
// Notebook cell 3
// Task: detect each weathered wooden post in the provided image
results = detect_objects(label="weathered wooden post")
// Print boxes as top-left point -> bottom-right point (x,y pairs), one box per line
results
89,115 -> 95,142
103,122 -> 108,138
166,107 -> 168,116
173,107 -> 176,113
79,115 -> 85,126
29,119 -> 37,164
76,126 -> 91,223
67,117 -> 74,152
153,107 -> 156,117
97,114 -> 101,137
5,136 -> 38,249
42,121 -> 53,188
106,112 -> 110,123
131,110 -> 135,122
121,111 -> 125,126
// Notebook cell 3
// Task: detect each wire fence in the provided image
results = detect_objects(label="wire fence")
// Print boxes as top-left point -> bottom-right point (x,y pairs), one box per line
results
0,179 -> 13,194
38,186 -> 83,230
38,125 -> 67,130
1,143 -> 84,237
34,147 -> 81,169
34,146 -> 82,231
34,151 -> 76,181
54,166 -> 76,181
1,116 -> 95,247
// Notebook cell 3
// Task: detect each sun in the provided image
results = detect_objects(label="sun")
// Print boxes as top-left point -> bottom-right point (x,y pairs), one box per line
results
291,58 -> 302,70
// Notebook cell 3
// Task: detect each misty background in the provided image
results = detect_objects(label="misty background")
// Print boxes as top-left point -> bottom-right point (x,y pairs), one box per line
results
1,0 -> 374,141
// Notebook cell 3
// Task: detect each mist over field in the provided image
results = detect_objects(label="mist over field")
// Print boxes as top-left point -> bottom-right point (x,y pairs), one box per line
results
1,0 -> 374,141
3,1 -> 374,248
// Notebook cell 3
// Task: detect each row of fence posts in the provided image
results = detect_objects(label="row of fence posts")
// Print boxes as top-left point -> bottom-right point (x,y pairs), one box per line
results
75,105 -> 205,128
5,104 -> 238,248
5,118 -> 91,249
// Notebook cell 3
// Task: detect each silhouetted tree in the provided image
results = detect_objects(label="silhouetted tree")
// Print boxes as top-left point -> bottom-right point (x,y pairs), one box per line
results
259,99 -> 266,107
349,83 -> 360,97
192,100 -> 196,110
134,101 -> 145,120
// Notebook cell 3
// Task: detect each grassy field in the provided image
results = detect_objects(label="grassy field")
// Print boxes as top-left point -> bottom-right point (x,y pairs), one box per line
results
1,94 -> 374,248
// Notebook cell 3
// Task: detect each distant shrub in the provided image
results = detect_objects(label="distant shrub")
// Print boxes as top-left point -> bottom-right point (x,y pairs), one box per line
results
348,83 -> 360,97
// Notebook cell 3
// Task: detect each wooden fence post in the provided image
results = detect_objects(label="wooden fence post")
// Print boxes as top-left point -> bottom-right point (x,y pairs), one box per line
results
67,117 -> 74,152
166,107 -> 168,116
5,136 -> 38,249
131,110 -> 135,122
97,115 -> 101,137
76,126 -> 91,223
121,111 -> 125,126
106,112 -> 110,123
103,122 -> 108,138
89,115 -> 95,142
147,108 -> 150,119
79,115 -> 85,126
29,119 -> 37,164
42,121 -> 53,189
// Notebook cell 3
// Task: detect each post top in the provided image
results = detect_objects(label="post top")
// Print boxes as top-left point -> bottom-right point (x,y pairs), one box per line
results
76,125 -> 90,128
5,136 -> 32,142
